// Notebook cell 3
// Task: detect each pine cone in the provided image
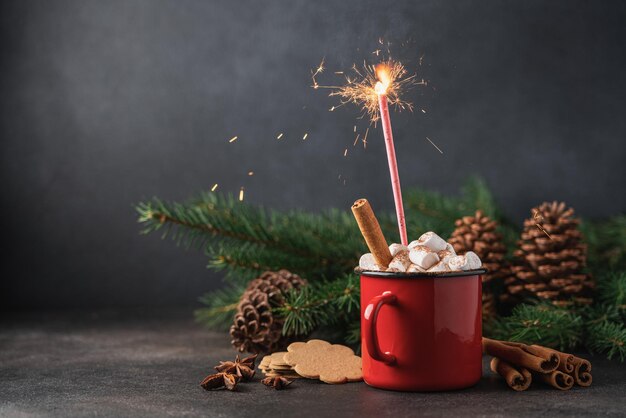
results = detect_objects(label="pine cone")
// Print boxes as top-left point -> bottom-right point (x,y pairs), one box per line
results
449,210 -> 511,319
230,270 -> 307,354
501,202 -> 594,308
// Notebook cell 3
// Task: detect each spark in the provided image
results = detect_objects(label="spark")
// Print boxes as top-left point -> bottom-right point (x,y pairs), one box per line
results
533,210 -> 552,239
421,109 -> 426,113
334,71 -> 344,75
277,133 -> 284,140
311,57 -> 325,89
302,133 -> 308,140
353,125 -> 357,132
372,49 -> 381,56
353,134 -> 360,146
343,148 -> 348,157
362,127 -> 369,148
425,137 -> 444,154
239,187 -> 245,201
211,183 -> 218,192
315,59 -> 418,123
228,136 -> 238,143
248,171 -> 254,176
378,37 -> 384,45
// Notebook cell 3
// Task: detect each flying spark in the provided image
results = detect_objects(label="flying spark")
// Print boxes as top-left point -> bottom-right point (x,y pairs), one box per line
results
248,171 -> 254,176
311,57 -> 325,89
228,136 -> 238,143
239,187 -> 245,201
425,137 -> 444,154
302,133 -> 308,140
353,125 -> 357,132
277,133 -> 284,140
421,109 -> 426,113
362,127 -> 369,148
343,148 -> 348,157
353,134 -> 360,146
211,183 -> 218,192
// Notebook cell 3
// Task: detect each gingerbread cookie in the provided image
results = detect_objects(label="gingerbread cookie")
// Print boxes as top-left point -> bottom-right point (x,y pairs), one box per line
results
283,339 -> 362,384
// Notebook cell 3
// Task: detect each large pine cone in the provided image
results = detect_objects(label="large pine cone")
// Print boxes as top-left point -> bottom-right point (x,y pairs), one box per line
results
230,270 -> 307,354
448,210 -> 511,319
501,201 -> 594,308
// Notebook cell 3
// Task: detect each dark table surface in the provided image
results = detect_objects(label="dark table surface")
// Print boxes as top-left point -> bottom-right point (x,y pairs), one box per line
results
1,309 -> 624,417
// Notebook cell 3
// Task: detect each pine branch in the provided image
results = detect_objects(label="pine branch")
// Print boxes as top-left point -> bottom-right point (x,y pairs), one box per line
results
276,275 -> 360,339
596,271 -> 626,317
487,303 -> 584,351
585,320 -> 626,361
194,284 -> 246,330
137,193 -> 365,281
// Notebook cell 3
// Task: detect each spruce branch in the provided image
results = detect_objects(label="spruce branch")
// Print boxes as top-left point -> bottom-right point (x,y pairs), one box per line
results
586,320 -> 626,361
276,275 -> 360,338
487,303 -> 584,351
137,193 -> 365,281
596,271 -> 626,316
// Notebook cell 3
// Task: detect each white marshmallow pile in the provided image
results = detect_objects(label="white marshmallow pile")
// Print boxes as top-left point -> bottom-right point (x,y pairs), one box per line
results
358,231 -> 482,273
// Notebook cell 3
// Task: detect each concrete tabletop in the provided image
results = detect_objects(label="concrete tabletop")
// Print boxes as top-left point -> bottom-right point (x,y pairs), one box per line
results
1,310 -> 624,417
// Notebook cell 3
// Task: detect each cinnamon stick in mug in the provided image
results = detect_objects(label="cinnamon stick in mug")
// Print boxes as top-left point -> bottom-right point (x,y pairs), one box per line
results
352,199 -> 392,267
490,357 -> 532,391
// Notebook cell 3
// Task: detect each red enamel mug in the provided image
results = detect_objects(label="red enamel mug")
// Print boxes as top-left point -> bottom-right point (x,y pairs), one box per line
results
360,269 -> 486,391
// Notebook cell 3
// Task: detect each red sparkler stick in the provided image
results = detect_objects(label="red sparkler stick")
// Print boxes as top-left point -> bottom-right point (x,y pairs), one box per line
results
377,91 -> 408,246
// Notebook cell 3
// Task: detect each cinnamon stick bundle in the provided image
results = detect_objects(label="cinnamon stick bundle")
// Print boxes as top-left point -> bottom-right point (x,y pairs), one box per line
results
490,358 -> 532,391
482,338 -> 559,373
351,199 -> 392,267
483,338 -> 593,392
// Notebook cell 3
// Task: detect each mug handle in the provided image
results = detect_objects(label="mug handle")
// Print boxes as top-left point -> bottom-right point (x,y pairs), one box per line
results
363,291 -> 397,365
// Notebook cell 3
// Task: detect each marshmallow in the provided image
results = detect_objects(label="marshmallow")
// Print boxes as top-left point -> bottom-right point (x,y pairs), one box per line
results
428,261 -> 451,273
445,243 -> 457,255
415,231 -> 448,252
437,249 -> 456,265
465,251 -> 482,269
448,255 -> 470,271
409,247 -> 440,270
407,264 -> 425,273
388,251 -> 411,272
359,253 -> 381,271
389,243 -> 409,257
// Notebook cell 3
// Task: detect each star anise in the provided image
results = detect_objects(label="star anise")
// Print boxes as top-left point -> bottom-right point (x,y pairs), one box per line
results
261,376 -> 294,390
214,354 -> 258,381
200,372 -> 241,391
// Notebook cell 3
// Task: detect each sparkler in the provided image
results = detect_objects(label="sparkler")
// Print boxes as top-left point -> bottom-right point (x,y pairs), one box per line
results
313,57 -> 419,245
375,63 -> 408,245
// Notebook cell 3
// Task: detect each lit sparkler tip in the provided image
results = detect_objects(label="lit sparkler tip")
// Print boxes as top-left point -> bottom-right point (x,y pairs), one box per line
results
211,183 -> 218,192
228,136 -> 238,143
239,187 -> 245,201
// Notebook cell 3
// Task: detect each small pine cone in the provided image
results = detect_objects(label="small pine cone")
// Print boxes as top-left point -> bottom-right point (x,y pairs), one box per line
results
230,270 -> 307,354
501,202 -> 594,308
449,210 -> 512,319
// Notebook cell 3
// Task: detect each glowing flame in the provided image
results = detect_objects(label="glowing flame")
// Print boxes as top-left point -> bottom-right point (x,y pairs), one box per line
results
375,65 -> 391,95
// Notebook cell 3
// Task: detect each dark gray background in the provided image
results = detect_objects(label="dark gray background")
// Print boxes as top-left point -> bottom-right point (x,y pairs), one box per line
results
1,0 -> 625,310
